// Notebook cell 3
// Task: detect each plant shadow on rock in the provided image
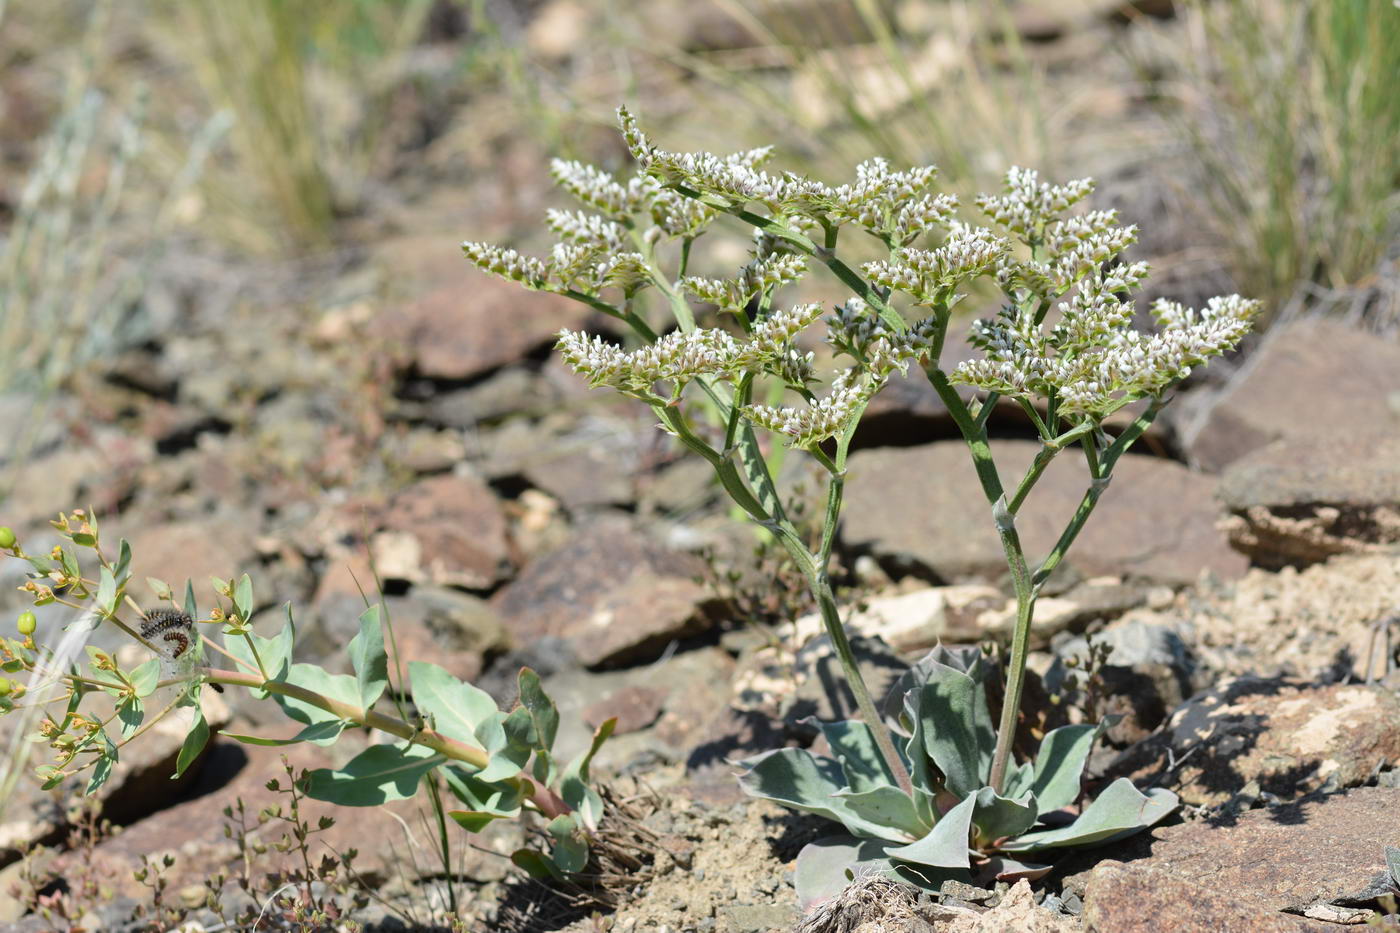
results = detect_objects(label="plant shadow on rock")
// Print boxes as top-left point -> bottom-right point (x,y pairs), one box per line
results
1105,676 -> 1324,825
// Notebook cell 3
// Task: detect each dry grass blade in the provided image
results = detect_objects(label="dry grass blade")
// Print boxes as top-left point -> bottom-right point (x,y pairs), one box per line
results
795,872 -> 928,933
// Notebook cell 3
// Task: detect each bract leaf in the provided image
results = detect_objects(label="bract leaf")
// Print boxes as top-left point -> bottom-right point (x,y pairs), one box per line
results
1000,779 -> 1177,852
348,604 -> 388,709
304,743 -> 442,806
885,792 -> 977,870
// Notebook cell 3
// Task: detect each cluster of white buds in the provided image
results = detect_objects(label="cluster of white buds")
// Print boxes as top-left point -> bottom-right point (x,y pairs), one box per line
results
549,159 -> 638,221
827,158 -> 953,245
977,167 -> 1094,239
461,241 -> 550,287
863,225 -> 1009,305
826,298 -> 938,377
743,370 -> 875,448
739,303 -> 824,368
956,285 -> 1260,417
556,327 -> 740,394
546,208 -> 627,250
683,254 -> 808,312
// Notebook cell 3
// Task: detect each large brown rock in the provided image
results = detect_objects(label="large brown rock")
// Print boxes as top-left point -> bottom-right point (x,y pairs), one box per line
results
491,516 -> 717,668
374,273 -> 589,382
843,441 -> 1244,584
1178,317 -> 1400,472
1109,679 -> 1400,807
120,512 -> 259,599
374,472 -> 511,590
1082,787 -> 1400,931
1217,428 -> 1400,568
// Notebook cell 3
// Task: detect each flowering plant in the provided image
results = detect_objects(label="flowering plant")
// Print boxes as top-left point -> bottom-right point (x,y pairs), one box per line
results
464,107 -> 1257,897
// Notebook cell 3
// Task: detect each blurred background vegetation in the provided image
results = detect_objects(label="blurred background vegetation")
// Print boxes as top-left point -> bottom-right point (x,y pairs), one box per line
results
0,0 -> 1396,495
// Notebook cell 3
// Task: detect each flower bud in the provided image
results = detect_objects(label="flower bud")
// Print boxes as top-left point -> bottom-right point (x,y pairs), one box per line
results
0,527 -> 15,550
17,611 -> 36,635
0,677 -> 11,697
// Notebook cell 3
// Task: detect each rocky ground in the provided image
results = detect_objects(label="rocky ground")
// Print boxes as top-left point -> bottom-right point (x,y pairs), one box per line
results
2,1 -> 1400,932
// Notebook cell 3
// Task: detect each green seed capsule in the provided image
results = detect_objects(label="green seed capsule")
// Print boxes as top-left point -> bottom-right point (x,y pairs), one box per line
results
17,611 -> 36,636
0,678 -> 11,697
0,527 -> 14,549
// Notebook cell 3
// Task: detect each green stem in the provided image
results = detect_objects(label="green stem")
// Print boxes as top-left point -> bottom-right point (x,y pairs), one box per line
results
987,497 -> 1036,793
204,668 -> 569,820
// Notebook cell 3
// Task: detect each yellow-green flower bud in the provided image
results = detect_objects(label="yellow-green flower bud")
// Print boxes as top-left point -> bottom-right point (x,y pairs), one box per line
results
0,527 -> 15,549
0,677 -> 11,697
17,611 -> 36,636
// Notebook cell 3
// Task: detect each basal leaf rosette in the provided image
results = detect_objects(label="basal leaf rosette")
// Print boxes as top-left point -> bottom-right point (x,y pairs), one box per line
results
737,646 -> 1178,906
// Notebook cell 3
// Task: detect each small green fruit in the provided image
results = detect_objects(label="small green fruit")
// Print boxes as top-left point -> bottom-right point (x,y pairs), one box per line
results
0,526 -> 14,549
0,678 -> 11,697
17,611 -> 36,636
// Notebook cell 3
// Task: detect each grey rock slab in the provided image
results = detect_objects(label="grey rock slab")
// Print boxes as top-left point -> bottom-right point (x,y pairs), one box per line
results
1178,317 -> 1400,472
843,441 -> 1244,584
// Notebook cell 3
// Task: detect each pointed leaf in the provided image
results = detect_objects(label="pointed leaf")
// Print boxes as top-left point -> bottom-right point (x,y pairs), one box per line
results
912,667 -> 995,798
348,604 -> 388,709
832,784 -> 929,840
794,835 -> 894,908
233,574 -> 254,622
174,703 -> 209,778
222,720 -> 346,746
183,580 -> 198,621
1001,779 -> 1178,852
972,786 -> 1038,844
127,658 -> 161,699
274,663 -> 360,744
114,539 -> 132,586
511,848 -> 562,880
304,743 -> 442,806
96,567 -> 117,617
885,793 -> 977,870
738,747 -> 908,842
564,717 -> 615,787
807,717 -> 901,792
442,765 -> 522,818
517,668 -> 558,753
473,707 -> 534,783
408,661 -> 497,746
116,696 -> 144,741
1032,722 -> 1107,812
146,577 -> 173,602
546,813 -> 588,874
449,810 -> 511,833
86,731 -> 118,795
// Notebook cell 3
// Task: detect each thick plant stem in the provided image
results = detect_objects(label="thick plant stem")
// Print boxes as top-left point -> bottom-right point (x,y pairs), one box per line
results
987,497 -> 1036,793
811,575 -> 913,796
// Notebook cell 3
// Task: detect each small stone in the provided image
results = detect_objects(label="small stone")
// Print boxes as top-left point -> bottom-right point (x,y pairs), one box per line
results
582,685 -> 668,735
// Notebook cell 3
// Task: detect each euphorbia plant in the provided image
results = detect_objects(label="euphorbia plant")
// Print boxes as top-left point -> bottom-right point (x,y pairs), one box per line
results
462,108 -> 1258,895
0,512 -> 615,889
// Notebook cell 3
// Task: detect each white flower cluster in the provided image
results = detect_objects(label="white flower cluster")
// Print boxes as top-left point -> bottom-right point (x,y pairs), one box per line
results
546,208 -> 626,250
461,241 -> 550,287
743,370 -> 874,448
463,239 -> 650,297
955,282 -> 1261,417
977,167 -> 1094,238
683,254 -> 808,311
827,158 -> 954,245
556,302 -> 825,395
549,159 -> 637,221
862,225 -> 1009,305
826,297 -> 939,377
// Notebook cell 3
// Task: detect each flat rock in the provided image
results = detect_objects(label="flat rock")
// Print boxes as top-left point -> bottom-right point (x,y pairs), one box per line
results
491,516 -> 716,668
1178,318 -> 1400,472
1218,428 -> 1400,568
1109,680 -> 1400,806
1082,787 -> 1400,931
374,273 -> 589,382
844,441 -> 1244,584
375,472 -> 510,589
